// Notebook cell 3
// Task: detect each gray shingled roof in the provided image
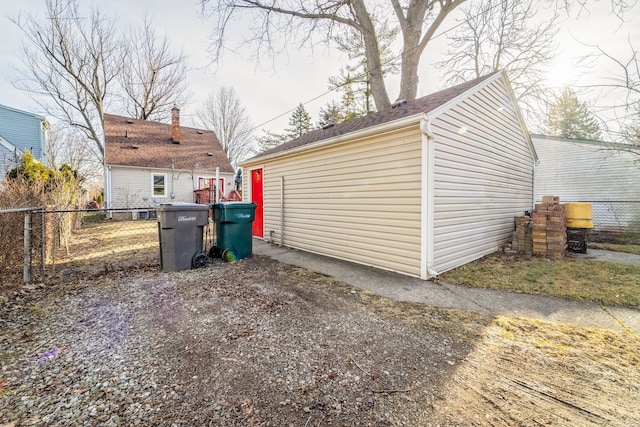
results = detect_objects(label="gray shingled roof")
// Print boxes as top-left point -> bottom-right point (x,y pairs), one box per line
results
247,72 -> 499,162
104,113 -> 234,173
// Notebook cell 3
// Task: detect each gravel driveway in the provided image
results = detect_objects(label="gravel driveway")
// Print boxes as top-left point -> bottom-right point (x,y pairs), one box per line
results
1,256 -> 482,426
3,252 -> 639,426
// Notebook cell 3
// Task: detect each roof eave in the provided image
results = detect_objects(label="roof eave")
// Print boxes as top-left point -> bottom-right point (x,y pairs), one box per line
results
425,71 -> 503,120
426,70 -> 538,164
104,163 -> 234,173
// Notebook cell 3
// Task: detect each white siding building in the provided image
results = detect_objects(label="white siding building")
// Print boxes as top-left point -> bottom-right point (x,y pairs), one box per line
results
532,135 -> 640,234
241,71 -> 537,279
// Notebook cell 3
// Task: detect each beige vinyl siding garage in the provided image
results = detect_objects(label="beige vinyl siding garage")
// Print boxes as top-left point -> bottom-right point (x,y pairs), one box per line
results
243,71 -> 536,280
430,78 -> 535,273
253,126 -> 423,277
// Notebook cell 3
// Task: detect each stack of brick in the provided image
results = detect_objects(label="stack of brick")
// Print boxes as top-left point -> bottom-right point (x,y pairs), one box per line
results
532,196 -> 566,258
512,216 -> 532,255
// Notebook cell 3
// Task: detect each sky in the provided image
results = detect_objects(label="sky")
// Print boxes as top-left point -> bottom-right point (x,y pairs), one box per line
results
1,0 -> 639,138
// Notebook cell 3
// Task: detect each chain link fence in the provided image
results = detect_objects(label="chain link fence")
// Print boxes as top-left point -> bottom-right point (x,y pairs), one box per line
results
582,201 -> 640,243
1,200 -> 638,289
0,207 -> 45,287
0,207 -> 215,287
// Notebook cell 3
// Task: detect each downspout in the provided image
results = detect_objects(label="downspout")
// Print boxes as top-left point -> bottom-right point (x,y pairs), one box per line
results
280,176 -> 284,246
215,167 -> 220,204
420,115 -> 439,279
171,159 -> 176,202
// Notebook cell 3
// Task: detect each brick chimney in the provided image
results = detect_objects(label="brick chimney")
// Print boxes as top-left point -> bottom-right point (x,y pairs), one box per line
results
171,106 -> 180,144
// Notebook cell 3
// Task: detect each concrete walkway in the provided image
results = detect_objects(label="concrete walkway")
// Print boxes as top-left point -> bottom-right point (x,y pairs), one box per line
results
253,239 -> 640,335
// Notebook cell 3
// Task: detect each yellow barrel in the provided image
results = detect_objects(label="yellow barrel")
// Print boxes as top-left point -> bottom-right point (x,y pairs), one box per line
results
564,203 -> 593,229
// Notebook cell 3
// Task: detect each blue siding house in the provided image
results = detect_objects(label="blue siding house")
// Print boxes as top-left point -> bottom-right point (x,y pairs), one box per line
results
0,104 -> 49,180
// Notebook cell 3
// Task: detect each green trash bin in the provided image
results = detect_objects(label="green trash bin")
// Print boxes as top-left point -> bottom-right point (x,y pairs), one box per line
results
213,202 -> 257,261
157,203 -> 210,272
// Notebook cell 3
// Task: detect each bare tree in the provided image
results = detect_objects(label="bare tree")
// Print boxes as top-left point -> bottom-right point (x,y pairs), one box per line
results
436,0 -> 558,130
12,0 -> 121,163
590,42 -> 640,158
46,124 -> 103,185
12,0 -> 191,170
554,0 -> 636,20
199,0 -> 465,111
119,18 -> 190,122
200,1 -> 634,113
196,87 -> 255,166
595,43 -> 639,111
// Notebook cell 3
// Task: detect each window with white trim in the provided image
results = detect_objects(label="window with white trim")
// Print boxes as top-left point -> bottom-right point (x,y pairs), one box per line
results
152,173 -> 167,197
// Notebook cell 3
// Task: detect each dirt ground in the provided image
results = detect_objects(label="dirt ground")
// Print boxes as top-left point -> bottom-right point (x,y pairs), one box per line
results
1,252 -> 639,426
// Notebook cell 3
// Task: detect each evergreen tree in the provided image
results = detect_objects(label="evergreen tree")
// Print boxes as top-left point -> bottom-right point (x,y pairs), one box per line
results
257,104 -> 313,152
7,151 -> 51,184
7,151 -> 83,208
322,20 -> 399,125
318,101 -> 345,128
256,129 -> 291,153
546,87 -> 602,140
286,104 -> 312,138
318,80 -> 370,128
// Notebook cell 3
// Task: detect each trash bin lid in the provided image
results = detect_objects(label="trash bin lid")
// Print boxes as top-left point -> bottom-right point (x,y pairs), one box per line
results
213,202 -> 257,208
158,202 -> 210,212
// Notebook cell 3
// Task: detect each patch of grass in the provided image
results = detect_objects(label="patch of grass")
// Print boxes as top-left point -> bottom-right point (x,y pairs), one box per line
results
590,242 -> 640,255
493,316 -> 640,362
439,253 -> 640,307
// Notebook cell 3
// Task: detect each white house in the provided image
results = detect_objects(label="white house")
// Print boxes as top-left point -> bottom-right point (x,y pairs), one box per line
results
104,108 -> 235,215
240,71 -> 537,279
532,134 -> 640,234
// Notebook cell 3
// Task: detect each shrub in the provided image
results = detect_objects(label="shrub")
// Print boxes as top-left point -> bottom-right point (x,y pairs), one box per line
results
0,178 -> 47,290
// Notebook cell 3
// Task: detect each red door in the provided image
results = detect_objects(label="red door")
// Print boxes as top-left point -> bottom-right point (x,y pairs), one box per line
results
251,168 -> 264,237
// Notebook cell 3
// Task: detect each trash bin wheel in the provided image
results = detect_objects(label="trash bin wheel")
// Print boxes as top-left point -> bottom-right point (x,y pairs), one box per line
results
192,252 -> 210,269
221,248 -> 237,263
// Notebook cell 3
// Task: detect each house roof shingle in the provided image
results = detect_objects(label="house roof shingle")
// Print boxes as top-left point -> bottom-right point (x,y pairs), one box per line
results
104,113 -> 234,173
247,72 -> 499,162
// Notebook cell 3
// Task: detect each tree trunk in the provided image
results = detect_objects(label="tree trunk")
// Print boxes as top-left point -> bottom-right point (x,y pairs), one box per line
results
398,30 -> 422,102
394,0 -> 465,101
351,0 -> 391,110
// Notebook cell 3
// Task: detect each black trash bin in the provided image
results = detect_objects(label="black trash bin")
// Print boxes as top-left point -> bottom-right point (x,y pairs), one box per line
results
157,203 -> 210,272
213,202 -> 257,261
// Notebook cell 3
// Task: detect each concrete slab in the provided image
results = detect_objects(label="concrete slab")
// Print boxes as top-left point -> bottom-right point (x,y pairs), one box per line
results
253,239 -> 640,334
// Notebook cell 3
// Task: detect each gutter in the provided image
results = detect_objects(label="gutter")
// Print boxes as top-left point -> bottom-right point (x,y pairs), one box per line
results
532,158 -> 540,206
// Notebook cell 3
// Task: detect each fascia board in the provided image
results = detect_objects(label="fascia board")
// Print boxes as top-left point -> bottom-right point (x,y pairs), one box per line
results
426,71 -> 538,164
239,113 -> 425,166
